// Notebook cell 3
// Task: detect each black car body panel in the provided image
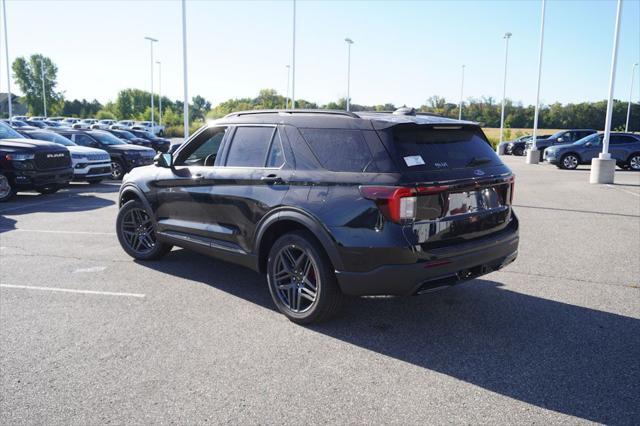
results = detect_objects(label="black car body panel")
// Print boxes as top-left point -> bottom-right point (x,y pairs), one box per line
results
128,129 -> 171,153
119,110 -> 519,296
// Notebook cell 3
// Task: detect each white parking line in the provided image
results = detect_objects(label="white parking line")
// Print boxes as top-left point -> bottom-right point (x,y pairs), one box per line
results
605,184 -> 640,197
73,266 -> 107,273
0,228 -> 115,235
0,284 -> 145,298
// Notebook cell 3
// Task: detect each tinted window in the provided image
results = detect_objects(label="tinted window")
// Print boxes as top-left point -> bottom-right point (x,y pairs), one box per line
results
178,127 -> 227,166
29,132 -> 76,146
73,134 -> 98,147
0,122 -> 24,139
300,128 -> 372,172
225,126 -> 275,167
389,125 -> 500,171
90,132 -> 126,145
266,130 -> 285,168
610,135 -> 637,145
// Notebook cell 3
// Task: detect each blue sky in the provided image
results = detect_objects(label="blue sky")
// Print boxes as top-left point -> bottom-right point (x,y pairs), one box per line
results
1,0 -> 639,108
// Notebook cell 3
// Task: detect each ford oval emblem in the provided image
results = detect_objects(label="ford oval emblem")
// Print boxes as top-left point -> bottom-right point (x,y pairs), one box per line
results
474,169 -> 485,176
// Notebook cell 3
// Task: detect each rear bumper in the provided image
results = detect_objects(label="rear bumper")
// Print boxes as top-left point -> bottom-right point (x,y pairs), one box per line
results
335,220 -> 519,296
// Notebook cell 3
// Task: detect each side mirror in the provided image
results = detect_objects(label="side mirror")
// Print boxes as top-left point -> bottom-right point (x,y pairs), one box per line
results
557,137 -> 564,143
154,152 -> 173,168
585,142 -> 592,147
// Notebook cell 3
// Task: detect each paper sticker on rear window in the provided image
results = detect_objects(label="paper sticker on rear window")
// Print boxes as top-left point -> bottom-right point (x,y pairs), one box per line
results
403,155 -> 425,167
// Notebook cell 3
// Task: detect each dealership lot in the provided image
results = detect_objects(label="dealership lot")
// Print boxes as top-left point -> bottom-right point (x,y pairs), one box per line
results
1,156 -> 639,424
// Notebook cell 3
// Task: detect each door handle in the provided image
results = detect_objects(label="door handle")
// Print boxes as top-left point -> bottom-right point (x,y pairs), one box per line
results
261,174 -> 284,184
192,173 -> 204,180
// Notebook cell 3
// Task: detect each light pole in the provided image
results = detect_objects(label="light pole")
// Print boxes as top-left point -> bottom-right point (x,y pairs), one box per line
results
590,0 -> 622,184
285,64 -> 290,109
526,0 -> 546,164
181,0 -> 189,139
498,32 -> 512,149
2,0 -> 12,118
625,62 -> 638,132
345,38 -> 354,111
458,64 -> 465,120
291,0 -> 296,109
144,36 -> 158,128
40,57 -> 47,118
156,60 -> 162,126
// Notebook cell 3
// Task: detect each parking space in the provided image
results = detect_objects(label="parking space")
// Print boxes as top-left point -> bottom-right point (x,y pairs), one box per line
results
1,157 -> 639,424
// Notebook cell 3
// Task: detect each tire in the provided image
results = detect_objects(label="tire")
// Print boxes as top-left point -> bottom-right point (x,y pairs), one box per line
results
267,231 -> 343,324
87,178 -> 103,184
0,174 -> 15,202
36,185 -> 60,195
111,160 -> 125,180
628,153 -> 640,171
116,200 -> 172,260
559,153 -> 579,170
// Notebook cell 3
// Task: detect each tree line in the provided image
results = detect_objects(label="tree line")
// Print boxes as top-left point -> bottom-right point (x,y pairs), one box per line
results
8,54 -> 639,132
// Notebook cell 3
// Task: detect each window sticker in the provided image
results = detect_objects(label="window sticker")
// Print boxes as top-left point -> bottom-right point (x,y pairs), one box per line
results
403,155 -> 425,167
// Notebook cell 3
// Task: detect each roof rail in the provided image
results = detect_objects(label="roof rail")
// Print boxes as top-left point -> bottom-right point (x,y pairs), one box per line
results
224,109 -> 360,119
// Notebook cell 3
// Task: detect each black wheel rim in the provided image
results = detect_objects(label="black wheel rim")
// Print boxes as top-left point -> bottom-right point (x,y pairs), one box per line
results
0,175 -> 11,199
273,245 -> 319,313
111,162 -> 123,179
120,208 -> 156,254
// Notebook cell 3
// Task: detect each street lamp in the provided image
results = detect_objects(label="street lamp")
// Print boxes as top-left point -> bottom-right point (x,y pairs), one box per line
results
2,0 -> 12,118
526,0 -> 546,164
144,36 -> 158,129
285,64 -> 291,109
625,63 -> 638,132
181,0 -> 189,139
345,38 -> 354,111
458,64 -> 465,120
498,32 -> 512,149
156,61 -> 162,126
590,0 -> 622,184
291,0 -> 296,109
40,57 -> 47,118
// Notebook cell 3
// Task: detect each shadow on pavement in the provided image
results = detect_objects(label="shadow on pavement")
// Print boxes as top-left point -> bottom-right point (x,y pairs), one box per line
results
138,248 -> 639,425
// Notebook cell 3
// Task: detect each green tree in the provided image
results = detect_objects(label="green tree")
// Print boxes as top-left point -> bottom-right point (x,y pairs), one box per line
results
190,95 -> 212,121
12,54 -> 62,116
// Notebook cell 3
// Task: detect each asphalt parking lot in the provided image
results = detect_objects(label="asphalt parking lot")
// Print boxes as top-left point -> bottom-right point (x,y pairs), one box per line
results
1,156 -> 639,425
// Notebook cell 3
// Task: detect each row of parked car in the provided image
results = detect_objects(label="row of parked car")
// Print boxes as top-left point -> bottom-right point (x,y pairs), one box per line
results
502,129 -> 640,170
0,119 -> 173,202
8,115 -> 165,135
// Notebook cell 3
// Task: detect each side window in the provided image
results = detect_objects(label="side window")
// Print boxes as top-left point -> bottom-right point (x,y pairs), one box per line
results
176,127 -> 227,166
225,126 -> 275,167
74,134 -> 96,147
611,136 -> 635,145
300,128 -> 372,172
266,130 -> 285,168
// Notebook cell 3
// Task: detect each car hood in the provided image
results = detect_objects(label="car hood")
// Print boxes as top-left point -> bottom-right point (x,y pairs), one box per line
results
108,144 -> 156,154
67,145 -> 109,155
0,138 -> 69,153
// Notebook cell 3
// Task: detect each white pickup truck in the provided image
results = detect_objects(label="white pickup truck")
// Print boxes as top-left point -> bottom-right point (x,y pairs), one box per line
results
133,121 -> 165,136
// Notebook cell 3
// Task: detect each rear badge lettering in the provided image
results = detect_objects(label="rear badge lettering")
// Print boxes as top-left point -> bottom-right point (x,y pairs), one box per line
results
434,162 -> 448,168
404,155 -> 426,167
474,169 -> 485,176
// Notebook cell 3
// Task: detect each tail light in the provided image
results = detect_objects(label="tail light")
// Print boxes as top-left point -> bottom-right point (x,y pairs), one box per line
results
360,185 -> 449,224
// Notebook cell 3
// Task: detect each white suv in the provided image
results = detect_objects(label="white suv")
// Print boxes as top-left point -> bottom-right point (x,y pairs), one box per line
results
73,119 -> 99,129
134,121 -> 165,136
95,119 -> 117,129
114,120 -> 136,130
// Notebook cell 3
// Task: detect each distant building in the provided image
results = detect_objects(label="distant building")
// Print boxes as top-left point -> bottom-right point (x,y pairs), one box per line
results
0,93 -> 28,118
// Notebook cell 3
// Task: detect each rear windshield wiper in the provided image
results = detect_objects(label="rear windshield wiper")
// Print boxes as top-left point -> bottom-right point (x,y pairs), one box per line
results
465,156 -> 492,167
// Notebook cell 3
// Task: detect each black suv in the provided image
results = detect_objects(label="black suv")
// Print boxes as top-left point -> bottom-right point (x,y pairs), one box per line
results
0,122 -> 73,201
526,129 -> 597,161
127,129 -> 171,153
116,110 -> 519,323
52,129 -> 156,179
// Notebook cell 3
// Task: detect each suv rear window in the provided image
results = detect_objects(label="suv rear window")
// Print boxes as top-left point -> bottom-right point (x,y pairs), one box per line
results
300,128 -> 372,172
389,125 -> 500,171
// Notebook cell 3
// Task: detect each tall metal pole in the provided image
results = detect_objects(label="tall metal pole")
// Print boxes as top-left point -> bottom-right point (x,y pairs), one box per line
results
291,0 -> 296,109
458,64 -> 465,120
600,0 -> 623,159
40,57 -> 47,118
144,37 -> 158,127
285,64 -> 290,109
499,32 -> 512,146
527,0 -> 546,164
345,38 -> 353,111
2,0 -> 12,118
625,63 -> 638,132
156,61 -> 162,126
181,0 -> 189,138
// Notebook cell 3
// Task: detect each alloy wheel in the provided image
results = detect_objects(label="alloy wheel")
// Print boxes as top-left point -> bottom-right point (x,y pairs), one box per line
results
273,245 -> 319,313
0,175 -> 12,200
630,155 -> 640,171
120,207 -> 156,254
563,155 -> 578,169
111,161 -> 124,179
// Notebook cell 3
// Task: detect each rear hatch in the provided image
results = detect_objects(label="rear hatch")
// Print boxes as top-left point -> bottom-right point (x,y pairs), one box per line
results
376,123 -> 514,247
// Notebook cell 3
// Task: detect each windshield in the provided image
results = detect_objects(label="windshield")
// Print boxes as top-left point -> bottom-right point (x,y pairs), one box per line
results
115,131 -> 136,140
90,131 -> 126,145
574,133 -> 602,145
29,131 -> 76,146
0,122 -> 25,139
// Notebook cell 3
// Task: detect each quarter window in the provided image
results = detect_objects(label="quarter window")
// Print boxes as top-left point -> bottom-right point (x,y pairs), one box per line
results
225,126 -> 275,167
300,128 -> 372,172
